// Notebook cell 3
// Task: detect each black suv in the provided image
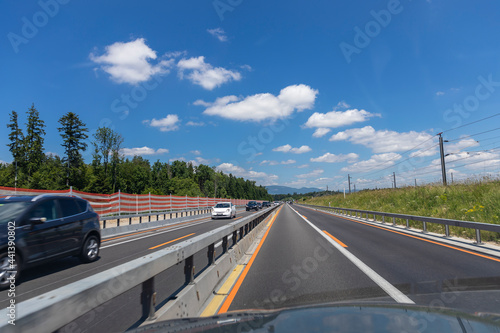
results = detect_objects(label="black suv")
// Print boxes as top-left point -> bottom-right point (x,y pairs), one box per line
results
0,195 -> 101,289
246,201 -> 259,211
262,201 -> 271,208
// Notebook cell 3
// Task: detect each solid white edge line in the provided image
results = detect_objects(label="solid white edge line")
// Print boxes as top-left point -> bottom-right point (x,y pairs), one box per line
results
288,204 -> 415,304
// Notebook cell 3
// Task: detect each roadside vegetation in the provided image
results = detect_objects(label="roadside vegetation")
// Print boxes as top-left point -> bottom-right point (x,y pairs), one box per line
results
302,178 -> 500,242
0,104 -> 272,201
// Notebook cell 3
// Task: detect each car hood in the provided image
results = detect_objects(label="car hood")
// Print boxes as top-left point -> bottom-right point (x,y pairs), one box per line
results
129,303 -> 500,332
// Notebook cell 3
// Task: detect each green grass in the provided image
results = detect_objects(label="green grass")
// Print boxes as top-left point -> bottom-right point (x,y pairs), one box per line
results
303,178 -> 500,242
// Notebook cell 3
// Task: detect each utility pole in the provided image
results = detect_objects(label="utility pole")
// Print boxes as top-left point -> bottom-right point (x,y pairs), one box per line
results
414,179 -> 417,187
353,184 -> 356,192
438,132 -> 448,186
451,172 -> 454,184
348,174 -> 352,193
393,172 -> 397,189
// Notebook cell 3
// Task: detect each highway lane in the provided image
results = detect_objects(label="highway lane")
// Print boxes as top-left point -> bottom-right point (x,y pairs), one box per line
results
222,204 -> 500,315
0,208 -> 258,308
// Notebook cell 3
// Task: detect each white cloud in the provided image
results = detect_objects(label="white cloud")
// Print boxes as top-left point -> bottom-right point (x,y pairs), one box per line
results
90,38 -> 173,85
143,114 -> 180,132
260,159 -> 296,166
121,147 -> 169,156
200,84 -> 318,122
436,91 -> 445,96
0,160 -> 7,165
312,128 -> 331,138
330,126 -> 434,153
217,163 -> 278,185
446,138 -> 480,154
45,152 -> 59,157
207,28 -> 228,42
240,64 -> 252,71
297,164 -> 309,169
177,56 -> 241,90
310,152 -> 359,163
191,150 -> 201,155
272,144 -> 312,154
296,169 -> 324,179
340,153 -> 402,173
186,121 -> 205,127
305,109 -> 380,129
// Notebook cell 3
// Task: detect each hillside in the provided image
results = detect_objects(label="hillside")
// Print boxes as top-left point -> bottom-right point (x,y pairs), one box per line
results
266,185 -> 322,195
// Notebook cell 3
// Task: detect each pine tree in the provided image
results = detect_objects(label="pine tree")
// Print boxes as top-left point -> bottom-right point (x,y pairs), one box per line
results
6,110 -> 24,186
24,104 -> 46,178
58,112 -> 89,187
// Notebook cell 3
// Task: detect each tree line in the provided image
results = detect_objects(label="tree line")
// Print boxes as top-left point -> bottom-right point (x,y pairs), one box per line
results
1,104 -> 272,201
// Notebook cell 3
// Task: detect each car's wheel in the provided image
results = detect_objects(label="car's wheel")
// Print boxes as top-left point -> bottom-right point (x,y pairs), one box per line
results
0,252 -> 20,290
80,235 -> 100,263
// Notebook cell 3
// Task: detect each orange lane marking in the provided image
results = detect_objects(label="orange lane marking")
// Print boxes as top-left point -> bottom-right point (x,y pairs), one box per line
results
323,230 -> 348,247
300,206 -> 500,263
218,206 -> 283,314
149,233 -> 196,250
102,216 -> 210,242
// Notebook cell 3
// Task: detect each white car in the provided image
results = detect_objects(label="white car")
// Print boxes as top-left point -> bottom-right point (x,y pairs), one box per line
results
211,202 -> 236,219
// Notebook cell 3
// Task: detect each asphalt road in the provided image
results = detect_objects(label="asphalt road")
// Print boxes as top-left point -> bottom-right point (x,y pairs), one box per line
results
226,204 -> 500,315
3,208 -> 266,332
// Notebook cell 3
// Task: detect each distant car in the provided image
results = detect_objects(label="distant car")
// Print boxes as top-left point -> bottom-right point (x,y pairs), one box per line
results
0,195 -> 101,289
262,201 -> 271,208
257,202 -> 263,209
211,202 -> 236,219
245,201 -> 259,211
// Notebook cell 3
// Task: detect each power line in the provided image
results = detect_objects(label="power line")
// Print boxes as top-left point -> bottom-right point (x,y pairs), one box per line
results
442,113 -> 500,134
447,127 -> 500,142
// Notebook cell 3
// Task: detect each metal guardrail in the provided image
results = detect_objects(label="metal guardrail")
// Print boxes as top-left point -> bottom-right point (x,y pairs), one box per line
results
0,206 -> 278,333
99,205 -> 245,228
299,204 -> 500,244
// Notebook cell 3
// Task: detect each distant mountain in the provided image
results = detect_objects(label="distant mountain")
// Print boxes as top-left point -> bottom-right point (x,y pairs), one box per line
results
266,185 -> 323,195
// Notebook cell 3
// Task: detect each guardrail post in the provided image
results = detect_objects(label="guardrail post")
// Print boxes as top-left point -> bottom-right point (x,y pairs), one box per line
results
239,226 -> 244,239
445,225 -> 450,237
208,243 -> 215,265
222,236 -> 228,253
406,219 -> 410,229
392,217 -> 396,226
141,277 -> 156,321
184,255 -> 194,285
103,220 -> 106,228
382,215 -> 385,223
475,229 -> 482,244
232,231 -> 238,246
118,189 -> 121,216
422,222 -> 427,233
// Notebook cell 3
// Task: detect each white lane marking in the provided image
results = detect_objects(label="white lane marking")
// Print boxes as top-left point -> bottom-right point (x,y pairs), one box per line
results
101,209 -> 251,249
288,204 -> 415,304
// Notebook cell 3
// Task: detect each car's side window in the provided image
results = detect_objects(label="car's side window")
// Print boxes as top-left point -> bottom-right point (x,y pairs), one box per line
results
76,200 -> 88,212
27,200 -> 60,221
58,199 -> 82,217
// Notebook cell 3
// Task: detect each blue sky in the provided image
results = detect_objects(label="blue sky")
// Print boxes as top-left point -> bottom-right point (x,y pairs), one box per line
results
2,0 -> 500,190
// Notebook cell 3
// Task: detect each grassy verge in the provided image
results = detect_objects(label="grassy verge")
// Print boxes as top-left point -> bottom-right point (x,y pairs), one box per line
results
302,178 -> 500,242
